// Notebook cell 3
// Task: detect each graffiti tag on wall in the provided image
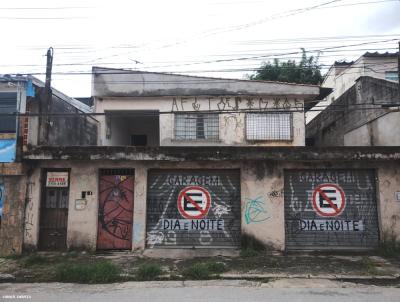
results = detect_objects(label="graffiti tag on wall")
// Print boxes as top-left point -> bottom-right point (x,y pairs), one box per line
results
244,196 -> 270,224
171,97 -> 303,112
97,175 -> 134,249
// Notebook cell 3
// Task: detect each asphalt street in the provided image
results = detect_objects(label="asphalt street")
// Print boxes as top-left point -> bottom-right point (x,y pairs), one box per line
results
0,279 -> 399,302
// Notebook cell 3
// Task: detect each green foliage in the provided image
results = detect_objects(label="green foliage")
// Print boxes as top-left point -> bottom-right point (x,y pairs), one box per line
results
377,234 -> 400,258
240,248 -> 260,258
23,254 -> 48,267
55,261 -> 121,283
182,261 -> 226,280
361,257 -> 378,275
135,264 -> 162,281
205,261 -> 226,274
249,48 -> 323,85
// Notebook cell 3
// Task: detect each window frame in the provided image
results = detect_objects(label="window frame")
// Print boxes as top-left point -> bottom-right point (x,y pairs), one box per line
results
173,113 -> 220,141
245,112 -> 293,141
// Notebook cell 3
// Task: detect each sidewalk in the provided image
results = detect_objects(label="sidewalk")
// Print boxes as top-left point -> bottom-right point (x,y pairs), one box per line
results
1,251 -> 399,284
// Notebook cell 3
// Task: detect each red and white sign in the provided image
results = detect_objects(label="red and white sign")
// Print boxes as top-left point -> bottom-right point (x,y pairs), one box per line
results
46,172 -> 69,187
177,186 -> 211,219
312,183 -> 346,217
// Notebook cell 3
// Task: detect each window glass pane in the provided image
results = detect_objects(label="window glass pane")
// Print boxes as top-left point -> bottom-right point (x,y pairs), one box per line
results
246,113 -> 292,141
175,114 -> 219,140
385,71 -> 399,82
0,92 -> 17,133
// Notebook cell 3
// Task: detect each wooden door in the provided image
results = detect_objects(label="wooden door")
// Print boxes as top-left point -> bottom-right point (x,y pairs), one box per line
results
97,171 -> 134,250
39,170 -> 69,250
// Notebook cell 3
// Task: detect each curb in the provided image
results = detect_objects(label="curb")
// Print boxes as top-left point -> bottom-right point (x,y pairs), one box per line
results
220,273 -> 400,280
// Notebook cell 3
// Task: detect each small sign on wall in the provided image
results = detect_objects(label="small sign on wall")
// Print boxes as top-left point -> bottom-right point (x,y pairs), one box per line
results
46,172 -> 69,187
396,192 -> 400,201
75,199 -> 87,210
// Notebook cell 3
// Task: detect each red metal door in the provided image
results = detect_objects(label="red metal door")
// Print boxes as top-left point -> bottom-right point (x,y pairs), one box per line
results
97,171 -> 134,250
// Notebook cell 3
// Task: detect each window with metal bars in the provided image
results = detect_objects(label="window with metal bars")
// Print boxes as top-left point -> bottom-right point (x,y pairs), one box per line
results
174,113 -> 219,141
246,112 -> 292,141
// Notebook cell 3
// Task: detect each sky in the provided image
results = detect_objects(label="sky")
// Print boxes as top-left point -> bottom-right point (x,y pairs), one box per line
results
0,0 -> 399,97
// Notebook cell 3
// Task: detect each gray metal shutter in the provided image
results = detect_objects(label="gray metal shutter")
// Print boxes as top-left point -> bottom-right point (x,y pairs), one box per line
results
284,169 -> 379,250
0,92 -> 17,133
147,169 -> 241,248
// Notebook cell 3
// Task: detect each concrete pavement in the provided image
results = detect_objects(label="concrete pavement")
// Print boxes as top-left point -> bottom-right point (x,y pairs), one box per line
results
1,279 -> 399,302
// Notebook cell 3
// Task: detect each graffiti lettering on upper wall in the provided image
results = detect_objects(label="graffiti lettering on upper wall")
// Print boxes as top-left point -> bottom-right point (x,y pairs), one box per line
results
244,196 -> 270,224
171,97 -> 303,112
146,170 -> 241,248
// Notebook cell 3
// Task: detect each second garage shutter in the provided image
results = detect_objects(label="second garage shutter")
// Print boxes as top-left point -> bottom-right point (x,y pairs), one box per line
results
284,169 -> 379,250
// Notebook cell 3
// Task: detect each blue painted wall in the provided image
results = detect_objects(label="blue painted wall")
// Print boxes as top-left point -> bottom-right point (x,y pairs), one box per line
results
0,139 -> 16,162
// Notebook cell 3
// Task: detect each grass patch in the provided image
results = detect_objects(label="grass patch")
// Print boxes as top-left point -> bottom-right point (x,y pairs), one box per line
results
135,264 -> 162,281
240,233 -> 266,257
240,248 -> 260,258
182,261 -> 226,280
55,261 -> 122,283
377,239 -> 400,258
5,253 -> 24,260
23,254 -> 48,267
361,257 -> 378,275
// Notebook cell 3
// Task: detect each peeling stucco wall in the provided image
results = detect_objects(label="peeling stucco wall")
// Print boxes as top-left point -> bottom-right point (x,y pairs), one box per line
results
241,161 -> 285,250
0,175 -> 26,256
96,96 -> 306,147
23,159 -> 400,253
377,163 -> 400,241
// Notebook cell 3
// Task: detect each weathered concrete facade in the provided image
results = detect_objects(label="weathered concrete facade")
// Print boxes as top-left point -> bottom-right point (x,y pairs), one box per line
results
0,165 -> 27,256
93,67 -> 328,147
22,146 -> 400,253
307,52 -> 399,123
307,77 -> 400,146
0,75 -> 99,256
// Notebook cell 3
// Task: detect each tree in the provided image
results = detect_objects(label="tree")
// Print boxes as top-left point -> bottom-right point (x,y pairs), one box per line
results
248,48 -> 323,85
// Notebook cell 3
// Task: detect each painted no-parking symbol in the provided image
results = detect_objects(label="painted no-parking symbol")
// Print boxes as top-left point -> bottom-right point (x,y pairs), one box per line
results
177,186 -> 211,219
312,183 -> 346,217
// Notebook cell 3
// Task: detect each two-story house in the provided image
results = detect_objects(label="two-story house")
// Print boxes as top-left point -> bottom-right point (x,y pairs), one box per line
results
0,74 -> 97,255
19,67 -> 400,256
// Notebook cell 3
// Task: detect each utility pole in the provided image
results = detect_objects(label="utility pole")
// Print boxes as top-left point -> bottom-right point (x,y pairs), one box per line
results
39,47 -> 53,145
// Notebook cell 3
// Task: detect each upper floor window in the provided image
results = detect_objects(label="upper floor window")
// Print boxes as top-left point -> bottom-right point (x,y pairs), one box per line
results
0,92 -> 17,133
385,71 -> 399,82
246,112 -> 292,141
174,113 -> 219,141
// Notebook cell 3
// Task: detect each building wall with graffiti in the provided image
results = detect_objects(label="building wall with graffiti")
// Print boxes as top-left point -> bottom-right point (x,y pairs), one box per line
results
95,96 -> 306,147
0,175 -> 26,256
146,169 -> 241,248
21,159 -> 400,253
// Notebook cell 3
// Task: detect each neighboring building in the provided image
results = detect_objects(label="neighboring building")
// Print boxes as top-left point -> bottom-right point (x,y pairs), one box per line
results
307,76 -> 399,146
16,68 -> 400,256
307,52 -> 399,123
0,74 -> 98,255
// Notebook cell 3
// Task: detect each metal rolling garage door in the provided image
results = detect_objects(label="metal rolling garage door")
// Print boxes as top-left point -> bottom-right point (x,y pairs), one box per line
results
284,169 -> 379,250
146,169 -> 241,248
